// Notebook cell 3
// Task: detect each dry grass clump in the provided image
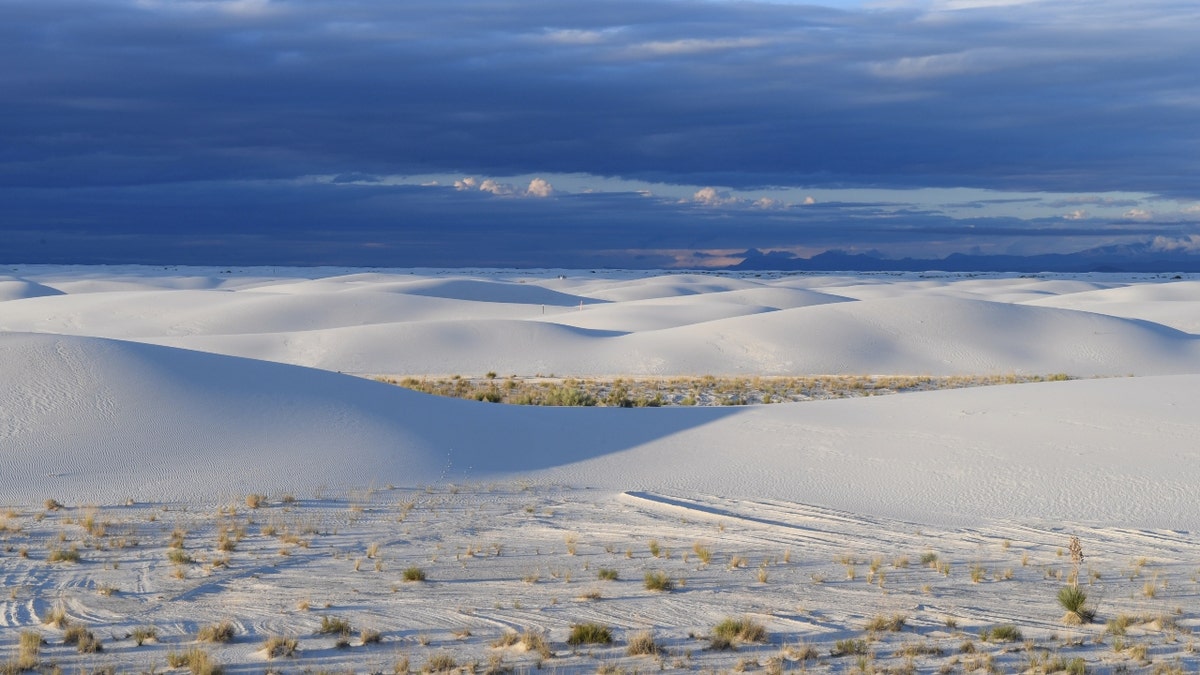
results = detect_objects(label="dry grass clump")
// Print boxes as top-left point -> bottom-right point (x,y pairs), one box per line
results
492,630 -> 552,659
7,630 -> 43,671
422,652 -> 458,672
262,635 -> 298,659
44,499 -> 64,511
865,614 -> 908,633
712,616 -> 768,650
567,622 -> 613,646
168,647 -> 224,675
318,615 -> 353,636
361,627 -> 383,645
130,626 -> 159,646
626,630 -> 661,656
979,625 -> 1023,642
402,566 -> 427,582
596,567 -> 619,581
245,493 -> 267,509
197,620 -> 235,643
47,545 -> 81,563
62,624 -> 101,653
643,570 -> 673,592
42,604 -> 69,629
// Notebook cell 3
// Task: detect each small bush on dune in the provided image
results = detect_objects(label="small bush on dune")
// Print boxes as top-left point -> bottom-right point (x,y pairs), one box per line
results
42,604 -> 69,629
197,620 -> 235,643
130,626 -> 158,646
596,568 -> 619,581
567,622 -> 613,646
423,652 -> 457,672
520,631 -> 552,659
63,625 -> 101,653
262,635 -> 298,659
643,570 -> 673,592
318,616 -> 352,636
713,617 -> 767,645
47,546 -> 81,564
168,647 -> 223,675
831,639 -> 868,657
865,614 -> 907,633
403,566 -> 427,582
14,630 -> 42,670
980,625 -> 1023,642
626,630 -> 660,656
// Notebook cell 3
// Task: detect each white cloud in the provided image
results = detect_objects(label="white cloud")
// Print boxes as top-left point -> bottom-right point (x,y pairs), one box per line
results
1123,208 -> 1153,221
1063,209 -> 1088,220
1150,235 -> 1200,253
753,197 -> 782,209
803,196 -> 817,205
624,37 -> 769,58
541,29 -> 612,45
479,179 -> 515,196
690,186 -> 738,206
453,177 -> 478,191
526,178 -> 555,197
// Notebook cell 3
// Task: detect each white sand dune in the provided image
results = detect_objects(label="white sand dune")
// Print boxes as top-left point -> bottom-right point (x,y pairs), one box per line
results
9,270 -> 1195,377
0,277 -> 65,302
3,267 -> 1200,674
4,329 -> 1200,529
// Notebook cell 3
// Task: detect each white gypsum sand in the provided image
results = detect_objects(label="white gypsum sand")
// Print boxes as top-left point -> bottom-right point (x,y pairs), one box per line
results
1,266 -> 1198,673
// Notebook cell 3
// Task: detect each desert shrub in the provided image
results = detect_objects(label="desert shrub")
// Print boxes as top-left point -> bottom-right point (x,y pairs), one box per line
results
596,567 -> 619,581
1057,585 -> 1096,624
567,623 -> 613,646
865,614 -> 907,633
643,570 -> 673,591
44,499 -> 64,511
318,616 -> 352,636
14,630 -> 42,670
521,630 -> 552,659
47,546 -> 81,563
422,652 -> 457,672
197,620 -> 235,643
474,389 -> 503,403
42,604 -> 68,629
167,548 -> 193,565
714,617 -> 767,644
262,635 -> 298,659
542,386 -> 596,407
361,628 -> 383,645
831,639 -> 868,656
980,625 -> 1023,642
245,494 -> 266,509
403,566 -> 427,582
168,648 -> 223,675
130,626 -> 158,646
63,625 -> 101,653
491,631 -> 520,648
626,630 -> 660,656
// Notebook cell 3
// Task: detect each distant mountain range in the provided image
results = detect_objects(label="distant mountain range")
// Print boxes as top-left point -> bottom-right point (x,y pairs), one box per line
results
729,243 -> 1200,274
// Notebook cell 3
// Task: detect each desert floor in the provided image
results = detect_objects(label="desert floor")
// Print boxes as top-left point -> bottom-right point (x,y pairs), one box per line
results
2,266 -> 1199,673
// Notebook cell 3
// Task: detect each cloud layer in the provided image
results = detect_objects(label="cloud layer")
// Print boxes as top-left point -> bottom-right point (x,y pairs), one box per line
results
2,0 -> 1199,266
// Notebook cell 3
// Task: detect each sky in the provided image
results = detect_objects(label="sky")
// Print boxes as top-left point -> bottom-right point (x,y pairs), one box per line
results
2,0 -> 1199,268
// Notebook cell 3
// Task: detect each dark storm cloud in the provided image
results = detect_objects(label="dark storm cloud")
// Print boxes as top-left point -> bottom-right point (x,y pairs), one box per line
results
2,0 -> 1199,266
3,179 -> 1184,267
3,0 -> 1198,193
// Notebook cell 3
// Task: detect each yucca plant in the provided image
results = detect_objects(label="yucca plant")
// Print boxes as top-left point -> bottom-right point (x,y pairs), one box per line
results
1057,585 -> 1096,624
